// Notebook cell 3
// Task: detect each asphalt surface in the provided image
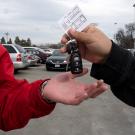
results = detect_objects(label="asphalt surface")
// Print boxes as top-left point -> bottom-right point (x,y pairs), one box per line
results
1,62 -> 135,135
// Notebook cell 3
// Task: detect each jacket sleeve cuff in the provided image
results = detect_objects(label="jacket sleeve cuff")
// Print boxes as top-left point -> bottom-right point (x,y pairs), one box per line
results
90,41 -> 133,86
29,80 -> 56,117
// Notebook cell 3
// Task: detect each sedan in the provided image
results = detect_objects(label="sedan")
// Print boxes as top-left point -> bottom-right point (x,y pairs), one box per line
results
46,50 -> 70,71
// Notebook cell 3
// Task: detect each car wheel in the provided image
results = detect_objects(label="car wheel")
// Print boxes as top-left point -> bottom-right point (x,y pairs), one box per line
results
46,66 -> 50,71
14,69 -> 19,74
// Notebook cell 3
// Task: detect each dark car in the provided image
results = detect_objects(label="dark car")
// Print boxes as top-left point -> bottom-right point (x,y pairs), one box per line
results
46,50 -> 70,71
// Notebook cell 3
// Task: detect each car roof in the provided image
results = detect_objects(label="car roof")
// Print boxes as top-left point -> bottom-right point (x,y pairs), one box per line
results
23,47 -> 40,49
3,44 -> 16,46
3,44 -> 26,53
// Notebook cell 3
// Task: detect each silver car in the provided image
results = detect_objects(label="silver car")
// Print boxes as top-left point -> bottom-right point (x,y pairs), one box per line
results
26,52 -> 39,66
3,44 -> 29,70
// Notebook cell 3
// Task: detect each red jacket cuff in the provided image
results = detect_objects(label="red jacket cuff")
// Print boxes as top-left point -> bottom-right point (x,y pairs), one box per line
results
29,80 -> 56,117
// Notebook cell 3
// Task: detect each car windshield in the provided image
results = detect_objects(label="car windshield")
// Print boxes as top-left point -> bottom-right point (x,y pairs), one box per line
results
52,50 -> 67,56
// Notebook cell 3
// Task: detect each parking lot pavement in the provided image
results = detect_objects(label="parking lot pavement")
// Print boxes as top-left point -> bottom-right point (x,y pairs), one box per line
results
1,64 -> 135,135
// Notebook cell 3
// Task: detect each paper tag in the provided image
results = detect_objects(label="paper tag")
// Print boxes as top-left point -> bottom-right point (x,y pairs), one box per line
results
59,5 -> 89,33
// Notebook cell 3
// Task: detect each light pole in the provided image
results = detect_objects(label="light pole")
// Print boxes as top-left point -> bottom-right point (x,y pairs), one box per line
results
133,4 -> 135,17
133,4 -> 135,48
4,32 -> 9,44
114,22 -> 118,42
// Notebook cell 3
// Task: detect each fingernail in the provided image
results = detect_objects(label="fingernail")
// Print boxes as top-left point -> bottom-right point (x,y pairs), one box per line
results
99,79 -> 104,83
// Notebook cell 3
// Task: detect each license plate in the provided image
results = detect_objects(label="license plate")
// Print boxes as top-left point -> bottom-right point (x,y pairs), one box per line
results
55,64 -> 60,67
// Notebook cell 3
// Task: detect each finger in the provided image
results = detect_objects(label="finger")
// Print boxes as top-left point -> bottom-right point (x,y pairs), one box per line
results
84,82 -> 108,98
91,84 -> 108,98
82,25 -> 90,32
97,79 -> 104,87
68,28 -> 89,43
82,24 -> 97,32
83,92 -> 89,100
61,25 -> 90,44
75,91 -> 89,104
75,93 -> 88,105
84,82 -> 98,94
60,46 -> 67,53
61,33 -> 70,44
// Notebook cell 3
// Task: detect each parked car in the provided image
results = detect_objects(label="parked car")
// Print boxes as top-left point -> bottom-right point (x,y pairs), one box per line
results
23,47 -> 47,64
127,49 -> 135,56
46,49 -> 70,71
3,44 -> 29,70
26,53 -> 39,66
43,48 -> 54,57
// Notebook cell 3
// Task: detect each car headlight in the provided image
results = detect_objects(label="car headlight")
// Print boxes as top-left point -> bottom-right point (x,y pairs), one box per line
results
63,60 -> 68,64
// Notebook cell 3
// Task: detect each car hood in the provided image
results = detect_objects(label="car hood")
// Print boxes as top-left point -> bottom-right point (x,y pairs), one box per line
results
47,56 -> 68,61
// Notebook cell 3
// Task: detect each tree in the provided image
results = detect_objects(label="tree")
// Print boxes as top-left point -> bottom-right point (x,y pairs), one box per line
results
7,38 -> 12,44
114,23 -> 135,49
14,36 -> 32,46
26,38 -> 31,46
15,36 -> 20,45
49,43 -> 63,49
20,39 -> 27,46
1,37 -> 6,44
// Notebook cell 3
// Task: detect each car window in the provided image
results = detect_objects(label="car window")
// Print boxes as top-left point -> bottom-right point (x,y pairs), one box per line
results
52,50 -> 67,56
24,48 -> 34,52
37,48 -> 46,53
24,48 -> 33,50
15,45 -> 26,53
24,48 -> 39,54
3,45 -> 17,53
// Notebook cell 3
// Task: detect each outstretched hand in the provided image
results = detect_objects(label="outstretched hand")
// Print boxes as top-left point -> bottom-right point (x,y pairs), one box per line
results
42,68 -> 108,105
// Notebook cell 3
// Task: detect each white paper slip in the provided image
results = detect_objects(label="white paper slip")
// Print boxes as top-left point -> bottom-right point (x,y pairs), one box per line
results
58,5 -> 89,33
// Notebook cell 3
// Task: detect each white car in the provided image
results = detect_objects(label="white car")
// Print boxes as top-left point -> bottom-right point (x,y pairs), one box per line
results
127,49 -> 135,56
3,44 -> 29,70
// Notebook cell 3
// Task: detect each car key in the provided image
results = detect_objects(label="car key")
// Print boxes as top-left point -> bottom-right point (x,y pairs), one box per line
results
66,39 -> 83,74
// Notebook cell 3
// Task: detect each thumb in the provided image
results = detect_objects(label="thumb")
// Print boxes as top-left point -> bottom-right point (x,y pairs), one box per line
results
68,28 -> 88,43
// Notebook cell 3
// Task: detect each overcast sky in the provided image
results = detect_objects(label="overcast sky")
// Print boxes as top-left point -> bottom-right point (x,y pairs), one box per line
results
0,0 -> 134,44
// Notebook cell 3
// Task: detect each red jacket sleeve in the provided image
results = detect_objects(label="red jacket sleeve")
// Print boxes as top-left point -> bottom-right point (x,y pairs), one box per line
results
0,45 -> 55,131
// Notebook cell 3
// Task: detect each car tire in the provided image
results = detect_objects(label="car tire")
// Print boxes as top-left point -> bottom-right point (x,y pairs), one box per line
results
14,69 -> 19,74
46,66 -> 50,71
